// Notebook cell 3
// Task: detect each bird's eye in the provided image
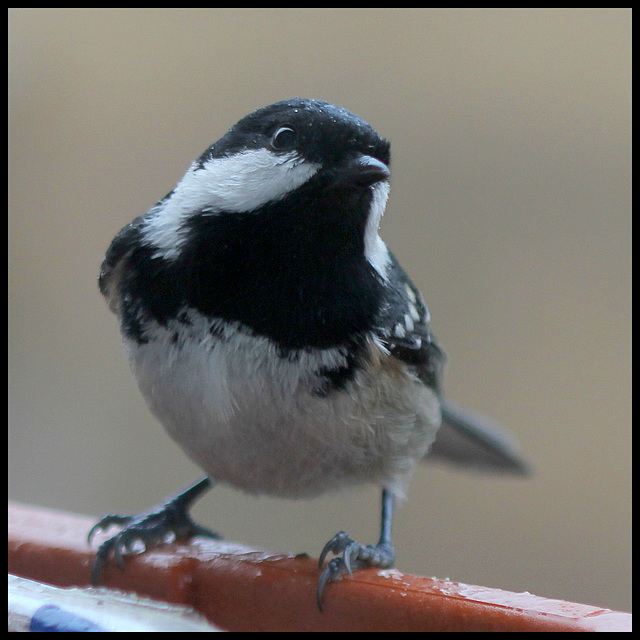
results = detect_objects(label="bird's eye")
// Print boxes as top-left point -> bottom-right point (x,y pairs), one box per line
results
271,126 -> 297,151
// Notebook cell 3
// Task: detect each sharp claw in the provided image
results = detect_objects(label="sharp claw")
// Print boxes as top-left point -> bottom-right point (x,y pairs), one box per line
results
91,546 -> 107,585
316,566 -> 331,611
318,530 -> 350,569
87,524 -> 100,544
315,532 -> 395,610
316,557 -> 348,610
87,514 -> 134,544
318,533 -> 339,569
342,548 -> 355,579
88,479 -> 216,586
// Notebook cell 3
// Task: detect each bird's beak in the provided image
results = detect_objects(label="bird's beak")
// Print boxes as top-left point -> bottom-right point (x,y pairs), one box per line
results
331,154 -> 390,188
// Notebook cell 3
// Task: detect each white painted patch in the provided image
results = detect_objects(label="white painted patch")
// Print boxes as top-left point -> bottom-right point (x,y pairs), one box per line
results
143,148 -> 320,259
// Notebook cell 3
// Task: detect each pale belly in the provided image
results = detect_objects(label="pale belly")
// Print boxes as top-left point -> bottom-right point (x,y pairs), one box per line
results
126,319 -> 441,499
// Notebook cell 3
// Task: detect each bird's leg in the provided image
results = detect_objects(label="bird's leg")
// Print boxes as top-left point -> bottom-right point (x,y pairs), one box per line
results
88,477 -> 218,584
316,488 -> 396,610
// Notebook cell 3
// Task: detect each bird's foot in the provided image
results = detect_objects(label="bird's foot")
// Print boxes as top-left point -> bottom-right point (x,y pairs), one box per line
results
316,531 -> 395,609
88,478 -> 217,584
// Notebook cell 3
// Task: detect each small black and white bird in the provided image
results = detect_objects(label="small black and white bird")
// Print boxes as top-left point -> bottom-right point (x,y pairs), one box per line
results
90,98 -> 529,608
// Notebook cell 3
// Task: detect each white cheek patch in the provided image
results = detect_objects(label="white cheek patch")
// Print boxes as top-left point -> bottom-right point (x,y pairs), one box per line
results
194,148 -> 320,213
364,180 -> 391,280
144,148 -> 320,259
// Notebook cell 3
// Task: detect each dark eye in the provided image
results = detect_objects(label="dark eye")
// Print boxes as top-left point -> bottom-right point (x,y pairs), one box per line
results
271,126 -> 297,150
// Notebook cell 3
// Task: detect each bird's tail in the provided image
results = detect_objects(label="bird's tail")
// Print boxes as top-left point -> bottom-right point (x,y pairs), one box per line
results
426,400 -> 531,475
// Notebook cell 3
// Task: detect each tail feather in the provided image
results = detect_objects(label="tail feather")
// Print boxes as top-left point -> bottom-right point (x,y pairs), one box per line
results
427,400 -> 531,475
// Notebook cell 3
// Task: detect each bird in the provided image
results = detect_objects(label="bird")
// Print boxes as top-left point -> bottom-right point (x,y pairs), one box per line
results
89,98 -> 529,609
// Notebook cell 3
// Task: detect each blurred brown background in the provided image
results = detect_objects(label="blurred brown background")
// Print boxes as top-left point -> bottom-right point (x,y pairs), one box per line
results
9,9 -> 630,611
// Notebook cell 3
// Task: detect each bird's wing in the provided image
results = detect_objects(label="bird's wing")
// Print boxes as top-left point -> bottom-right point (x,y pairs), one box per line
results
379,252 -> 530,476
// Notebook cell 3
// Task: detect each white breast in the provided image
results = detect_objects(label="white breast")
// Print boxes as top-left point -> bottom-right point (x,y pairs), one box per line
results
126,310 -> 441,499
